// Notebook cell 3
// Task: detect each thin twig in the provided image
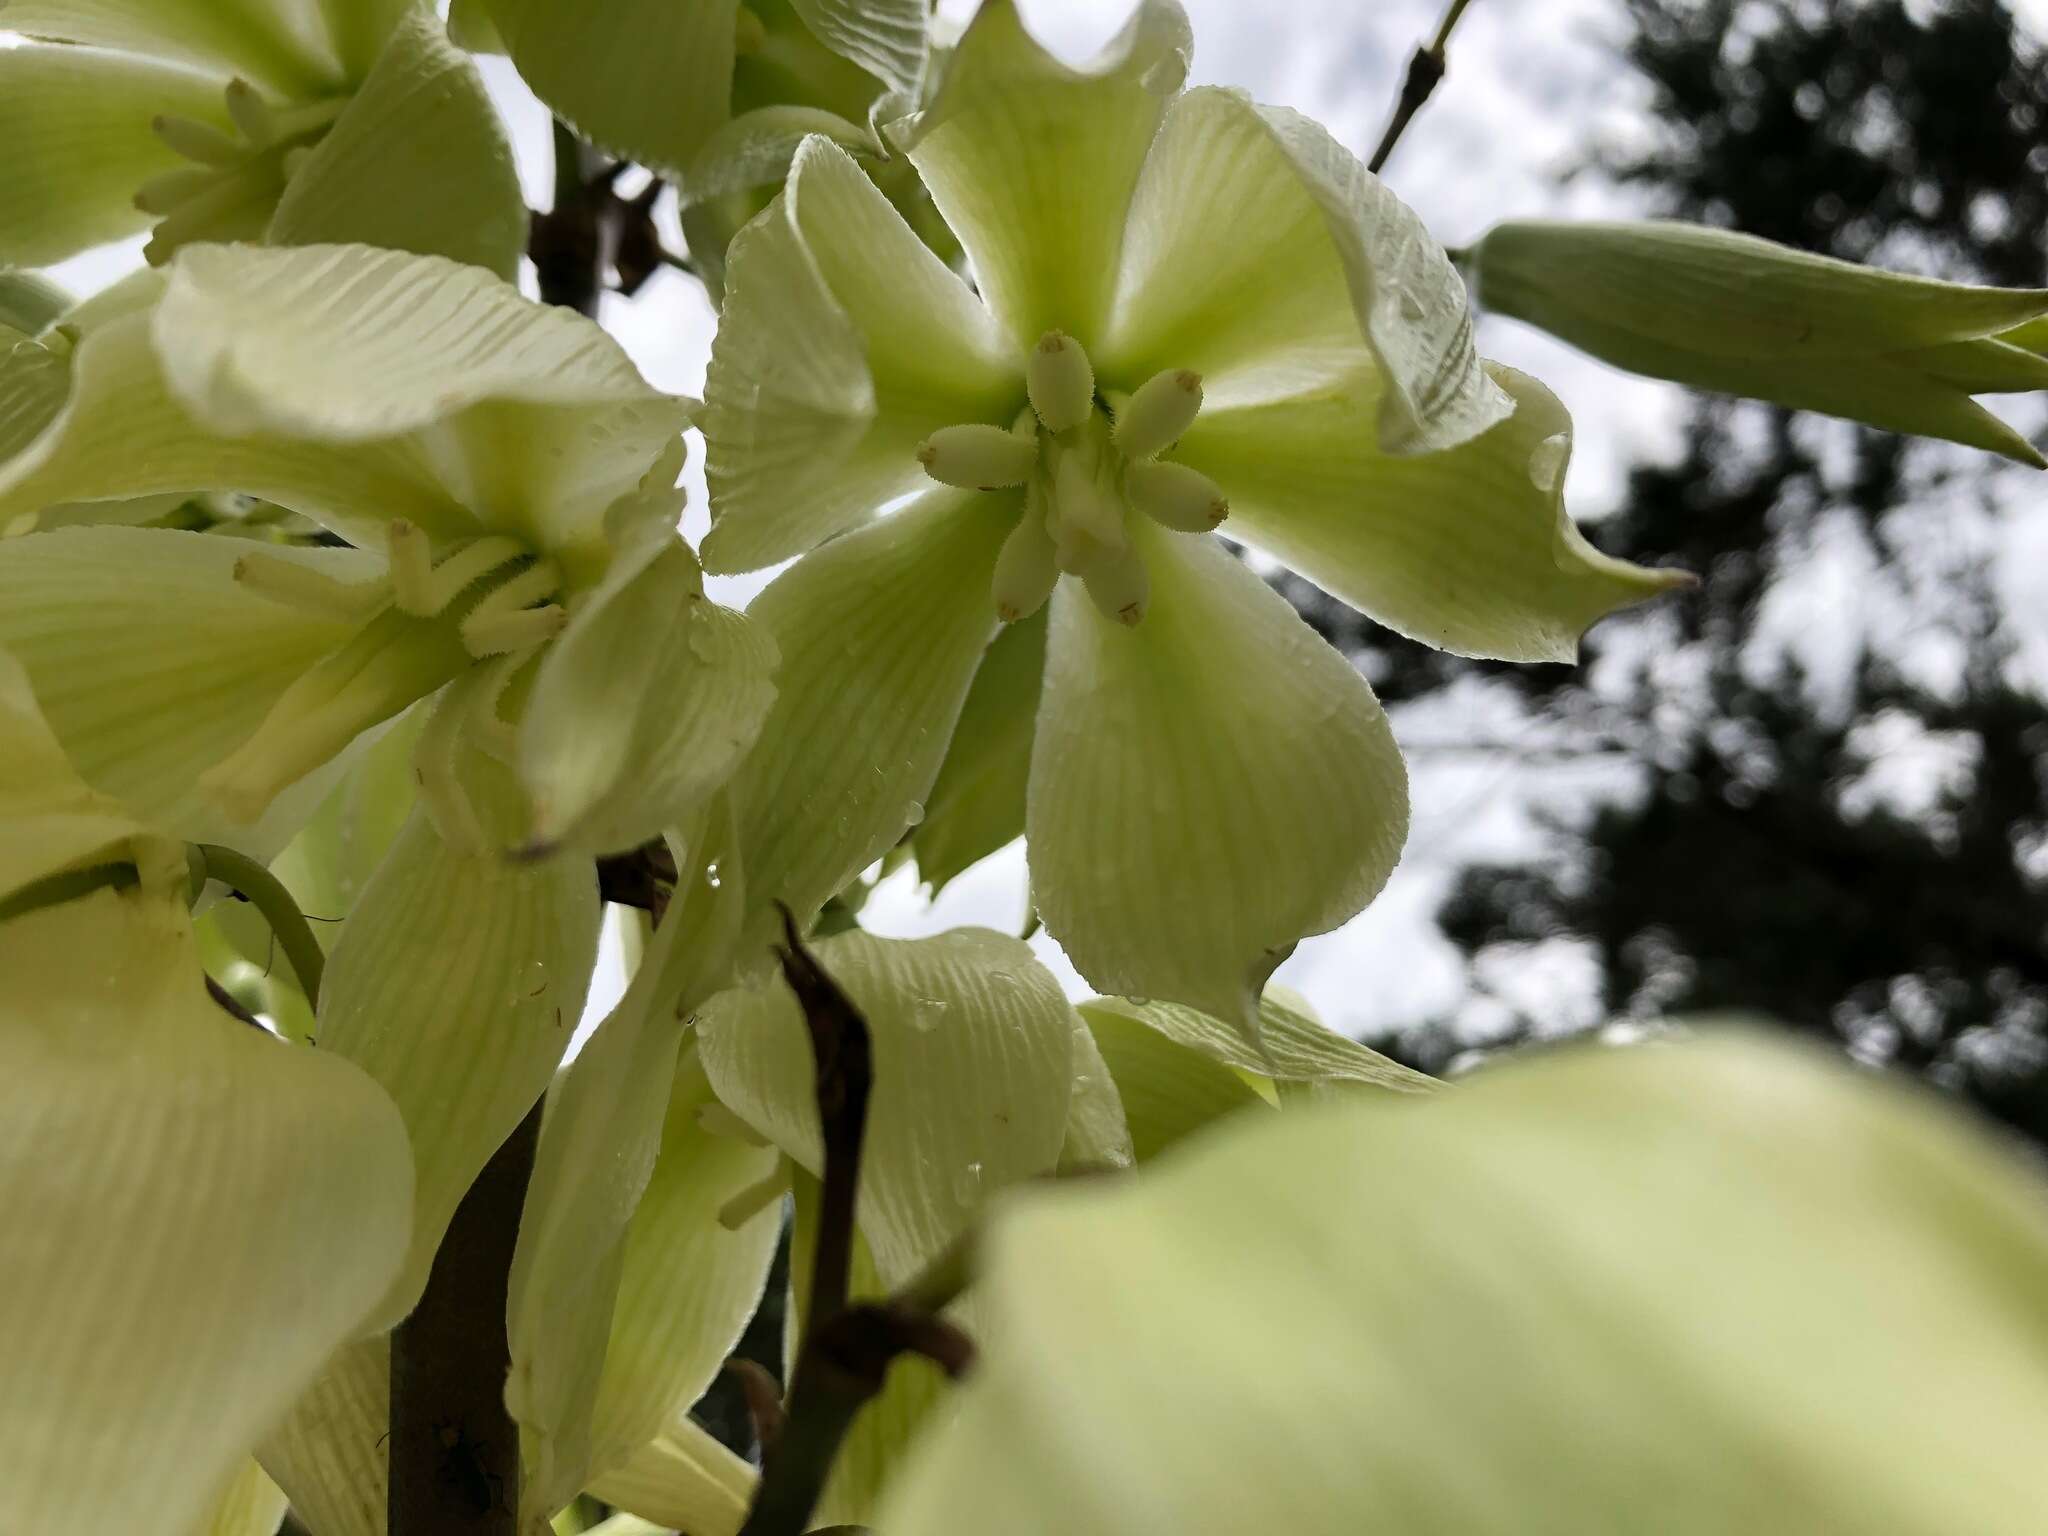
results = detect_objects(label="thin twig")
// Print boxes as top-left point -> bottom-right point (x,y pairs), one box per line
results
1367,0 -> 1481,175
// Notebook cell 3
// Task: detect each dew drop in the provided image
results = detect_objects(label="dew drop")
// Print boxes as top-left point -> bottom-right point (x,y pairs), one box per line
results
951,1160 -> 985,1204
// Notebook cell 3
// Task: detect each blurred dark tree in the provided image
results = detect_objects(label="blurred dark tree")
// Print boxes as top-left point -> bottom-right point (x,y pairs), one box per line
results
1318,0 -> 2048,1142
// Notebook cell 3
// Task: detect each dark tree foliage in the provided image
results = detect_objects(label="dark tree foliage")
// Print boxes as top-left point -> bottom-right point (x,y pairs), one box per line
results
1332,0 -> 2048,1142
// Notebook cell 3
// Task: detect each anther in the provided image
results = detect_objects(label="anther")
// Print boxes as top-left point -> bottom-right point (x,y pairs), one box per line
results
916,423 -> 1039,490
1081,543 -> 1150,627
1126,460 -> 1229,532
992,506 -> 1060,624
231,551 -> 388,620
1027,329 -> 1095,433
1113,368 -> 1204,461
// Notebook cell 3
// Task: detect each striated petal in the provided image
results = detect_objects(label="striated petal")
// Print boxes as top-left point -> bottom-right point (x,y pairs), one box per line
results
910,607 -> 1044,894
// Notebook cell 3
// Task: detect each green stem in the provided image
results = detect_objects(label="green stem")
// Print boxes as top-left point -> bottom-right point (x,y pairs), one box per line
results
1367,0 -> 1484,175
195,843 -> 326,1009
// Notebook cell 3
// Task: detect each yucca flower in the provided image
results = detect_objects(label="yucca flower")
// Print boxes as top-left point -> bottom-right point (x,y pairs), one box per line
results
0,0 -> 524,275
698,0 -> 1682,1024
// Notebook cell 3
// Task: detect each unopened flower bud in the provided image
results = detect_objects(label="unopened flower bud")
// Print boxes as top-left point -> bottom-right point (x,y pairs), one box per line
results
1113,369 -> 1203,460
1027,330 -> 1096,433
1126,460 -> 1228,532
992,509 -> 1060,624
917,424 -> 1039,490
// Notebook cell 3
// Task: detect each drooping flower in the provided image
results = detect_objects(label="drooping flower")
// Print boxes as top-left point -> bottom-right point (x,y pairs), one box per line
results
0,241 -> 777,863
0,0 -> 525,275
1470,219 -> 2048,463
0,645 -> 415,1533
698,0 -> 1683,1025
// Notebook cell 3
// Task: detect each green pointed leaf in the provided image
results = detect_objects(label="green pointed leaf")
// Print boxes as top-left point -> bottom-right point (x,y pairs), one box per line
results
268,6 -> 527,279
701,136 -> 1014,574
0,888 -> 412,1533
257,1340 -> 388,1536
318,801 -> 600,1323
788,0 -> 927,94
697,927 -> 1074,1289
1080,1005 -> 1266,1163
188,1459 -> 288,1536
3,0 -> 350,95
0,526 -> 377,851
481,0 -> 736,173
1098,85 -> 1509,454
912,608 -> 1043,893
0,45 -> 242,267
509,803 -> 745,1519
585,1043 -> 783,1479
882,1033 -> 2048,1536
1028,523 -> 1407,1027
893,0 -> 1191,349
1088,987 -> 1437,1097
519,532 -> 777,857
728,492 -> 1004,953
588,1418 -> 755,1536
0,311 -> 480,552
1176,364 -> 1686,663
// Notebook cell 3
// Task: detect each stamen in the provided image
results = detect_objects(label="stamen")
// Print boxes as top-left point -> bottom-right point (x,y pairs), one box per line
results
386,520 -> 436,613
1027,329 -> 1095,433
1126,460 -> 1229,532
398,532 -> 530,617
133,167 -> 218,215
1113,368 -> 1204,461
718,1162 -> 790,1230
151,114 -> 244,167
992,501 -> 1060,623
1080,542 -> 1150,628
141,166 -> 273,264
223,79 -> 276,148
232,551 -> 389,620
459,560 -> 566,657
916,423 -> 1039,490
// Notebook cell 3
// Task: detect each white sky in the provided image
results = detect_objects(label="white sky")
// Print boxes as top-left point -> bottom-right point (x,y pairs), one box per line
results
19,0 -> 2048,1040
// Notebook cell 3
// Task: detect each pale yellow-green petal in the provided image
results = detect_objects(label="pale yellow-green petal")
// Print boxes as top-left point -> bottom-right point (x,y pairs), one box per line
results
701,136 -> 1014,573
912,608 -> 1043,894
0,888 -> 412,1533
153,243 -> 686,557
509,804 -> 744,1519
481,0 -> 735,173
1028,525 -> 1407,1028
681,104 -> 874,207
0,526 -> 377,850
882,1033 -> 2048,1536
697,927 -> 1074,1289
0,310 -> 476,550
589,1418 -> 755,1536
519,533 -> 777,857
0,46 -> 236,267
1088,987 -> 1436,1096
728,493 -> 1005,955
1080,1003 -> 1267,1162
0,327 -> 70,477
0,271 -> 72,333
269,6 -> 528,279
317,801 -> 600,1324
4,0 -> 348,95
584,1043 -> 783,1479
1057,1010 -> 1135,1172
893,0 -> 1191,350
1102,86 -> 1509,455
1175,364 -> 1686,662
187,1458 -> 288,1536
257,1341 -> 388,1536
789,0 -> 927,94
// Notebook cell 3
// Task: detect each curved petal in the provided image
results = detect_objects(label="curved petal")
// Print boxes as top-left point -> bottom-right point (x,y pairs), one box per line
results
1100,86 -> 1507,457
519,534 -> 778,857
911,606 -> 1044,893
188,1458 -> 288,1536
3,0 -> 348,95
590,1419 -> 755,1536
1175,365 -> 1688,663
701,136 -> 1014,573
880,1034 -> 2048,1536
893,0 -> 1191,350
316,800 -> 600,1325
481,0 -> 735,173
681,104 -> 872,207
697,927 -> 1075,1289
1,329 -> 71,493
0,311 -> 476,549
0,46 -> 236,268
1079,1003 -> 1267,1163
0,888 -> 412,1534
1088,989 -> 1436,1097
729,492 -> 1006,952
268,6 -> 528,280
789,0 -> 927,94
0,270 -> 72,333
1057,1011 -> 1134,1172
256,1341 -> 387,1536
0,527 -> 376,850
1027,525 -> 1408,1028
585,1044 -> 783,1479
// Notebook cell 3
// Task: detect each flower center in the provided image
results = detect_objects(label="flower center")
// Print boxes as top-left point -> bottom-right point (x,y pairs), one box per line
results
913,331 -> 1229,627
199,522 -> 568,823
139,79 -> 347,265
